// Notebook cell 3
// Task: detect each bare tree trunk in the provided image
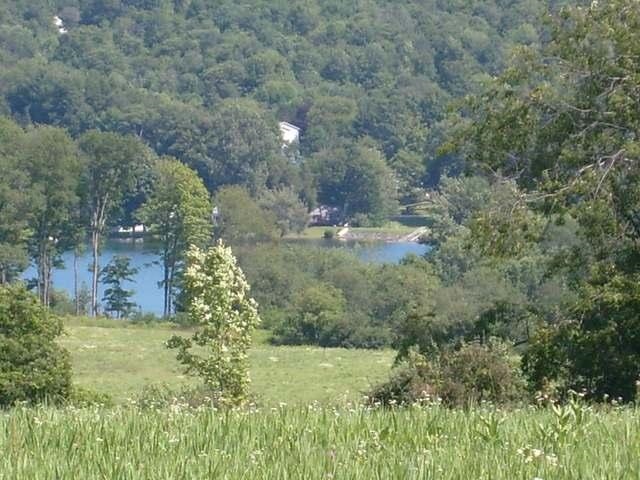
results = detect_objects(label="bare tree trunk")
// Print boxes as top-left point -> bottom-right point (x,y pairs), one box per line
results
38,240 -> 50,307
40,243 -> 51,308
91,227 -> 101,317
74,247 -> 80,315
163,259 -> 170,318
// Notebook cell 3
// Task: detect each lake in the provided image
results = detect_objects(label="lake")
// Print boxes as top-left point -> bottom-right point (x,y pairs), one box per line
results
23,239 -> 430,315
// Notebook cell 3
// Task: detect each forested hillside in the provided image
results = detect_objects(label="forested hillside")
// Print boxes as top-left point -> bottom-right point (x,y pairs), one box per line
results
1,0 -> 567,212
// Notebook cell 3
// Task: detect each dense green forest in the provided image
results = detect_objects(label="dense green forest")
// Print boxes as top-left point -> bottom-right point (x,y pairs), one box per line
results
2,0 -> 640,410
0,0 -> 569,206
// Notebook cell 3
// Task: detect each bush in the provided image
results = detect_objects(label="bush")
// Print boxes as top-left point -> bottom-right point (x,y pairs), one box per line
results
368,341 -> 526,407
67,387 -> 114,408
270,285 -> 391,348
0,283 -> 72,407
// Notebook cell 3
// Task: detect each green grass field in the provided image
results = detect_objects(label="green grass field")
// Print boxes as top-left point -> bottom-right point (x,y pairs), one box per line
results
59,318 -> 395,405
3,318 -> 638,479
2,403 -> 638,479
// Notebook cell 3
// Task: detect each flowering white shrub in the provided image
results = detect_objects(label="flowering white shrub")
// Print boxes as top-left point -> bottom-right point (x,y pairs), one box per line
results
167,241 -> 260,406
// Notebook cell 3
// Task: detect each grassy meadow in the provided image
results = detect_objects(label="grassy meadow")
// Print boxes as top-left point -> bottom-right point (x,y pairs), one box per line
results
0,318 -> 636,479
1,403 -> 638,479
58,318 -> 395,405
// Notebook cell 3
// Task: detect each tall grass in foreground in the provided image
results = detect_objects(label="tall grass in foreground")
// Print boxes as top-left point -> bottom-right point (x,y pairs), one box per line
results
1,403 -> 638,479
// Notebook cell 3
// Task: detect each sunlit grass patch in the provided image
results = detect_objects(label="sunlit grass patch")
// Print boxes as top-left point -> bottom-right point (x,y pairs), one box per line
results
1,404 -> 637,479
59,319 -> 394,405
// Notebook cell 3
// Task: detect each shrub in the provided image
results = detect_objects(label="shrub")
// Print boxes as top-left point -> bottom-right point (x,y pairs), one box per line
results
0,283 -> 72,407
270,286 -> 391,348
67,387 -> 114,408
368,341 -> 526,407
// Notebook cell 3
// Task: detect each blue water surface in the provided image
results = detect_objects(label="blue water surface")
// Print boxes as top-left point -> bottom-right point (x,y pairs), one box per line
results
23,239 -> 430,315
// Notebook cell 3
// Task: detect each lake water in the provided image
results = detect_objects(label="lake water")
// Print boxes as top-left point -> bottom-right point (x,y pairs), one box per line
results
23,239 -> 430,315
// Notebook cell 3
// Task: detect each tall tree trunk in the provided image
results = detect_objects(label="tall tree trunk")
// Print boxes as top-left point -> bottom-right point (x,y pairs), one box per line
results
40,243 -> 52,308
74,247 -> 80,315
163,258 -> 170,318
91,228 -> 100,316
168,261 -> 175,316
38,240 -> 49,307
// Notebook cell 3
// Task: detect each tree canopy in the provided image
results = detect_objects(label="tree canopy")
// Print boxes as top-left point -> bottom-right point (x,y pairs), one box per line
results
448,0 -> 640,401
0,0 -> 571,207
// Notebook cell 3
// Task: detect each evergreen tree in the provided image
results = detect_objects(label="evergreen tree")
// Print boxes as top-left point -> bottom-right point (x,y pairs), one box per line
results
100,256 -> 138,319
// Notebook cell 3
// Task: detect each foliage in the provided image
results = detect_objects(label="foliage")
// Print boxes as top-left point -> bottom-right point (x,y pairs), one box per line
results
240,245 -> 430,349
0,117 -> 31,283
369,341 -> 526,407
270,284 -> 386,348
79,130 -> 151,316
135,383 -> 222,410
258,186 -> 308,236
0,283 -> 72,406
195,98 -> 282,191
0,0 -> 562,202
449,0 -> 640,402
22,125 -> 82,307
167,242 -> 261,406
100,256 -> 139,319
309,141 -> 398,225
524,273 -> 640,402
215,185 -> 279,243
67,386 -> 113,408
137,157 -> 212,316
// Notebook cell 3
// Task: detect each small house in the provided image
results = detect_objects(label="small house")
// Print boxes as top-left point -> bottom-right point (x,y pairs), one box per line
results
309,206 -> 341,226
279,122 -> 300,146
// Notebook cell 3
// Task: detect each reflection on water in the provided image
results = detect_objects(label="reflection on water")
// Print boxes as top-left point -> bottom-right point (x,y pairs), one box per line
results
23,238 -> 431,315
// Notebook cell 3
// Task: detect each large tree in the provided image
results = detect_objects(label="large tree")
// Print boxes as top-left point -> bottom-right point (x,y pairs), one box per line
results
198,99 -> 281,192
137,158 -> 212,317
22,126 -> 81,307
309,141 -> 398,225
450,0 -> 640,401
0,118 -> 31,284
79,131 -> 149,316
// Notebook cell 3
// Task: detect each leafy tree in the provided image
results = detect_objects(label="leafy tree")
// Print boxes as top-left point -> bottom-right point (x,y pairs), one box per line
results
137,158 -> 212,317
23,126 -> 82,307
215,186 -> 278,243
309,141 -> 398,225
79,130 -> 149,316
167,242 -> 261,406
0,283 -> 72,406
303,95 -> 358,152
450,0 -> 640,401
0,117 -> 31,284
100,256 -> 139,319
258,186 -> 308,237
199,99 -> 281,192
